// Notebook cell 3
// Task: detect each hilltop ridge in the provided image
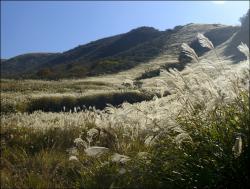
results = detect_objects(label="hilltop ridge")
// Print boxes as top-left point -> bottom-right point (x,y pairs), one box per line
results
1,21 -> 248,79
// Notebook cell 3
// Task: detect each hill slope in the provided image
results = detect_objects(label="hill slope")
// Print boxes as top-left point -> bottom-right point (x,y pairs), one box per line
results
1,53 -> 60,78
1,22 -> 247,79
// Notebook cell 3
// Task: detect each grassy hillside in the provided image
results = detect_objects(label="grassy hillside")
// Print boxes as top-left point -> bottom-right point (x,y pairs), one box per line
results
1,37 -> 249,188
1,10 -> 249,189
224,10 -> 249,61
1,24 -> 239,79
1,27 -> 164,79
34,26 -> 166,78
1,53 -> 60,78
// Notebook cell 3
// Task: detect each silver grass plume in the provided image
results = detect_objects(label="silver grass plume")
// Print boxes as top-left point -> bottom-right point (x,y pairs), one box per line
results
237,42 -> 249,60
181,43 -> 199,63
197,33 -> 214,49
232,135 -> 243,158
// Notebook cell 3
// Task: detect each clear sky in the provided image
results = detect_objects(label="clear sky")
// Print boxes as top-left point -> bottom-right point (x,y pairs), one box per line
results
1,1 -> 249,59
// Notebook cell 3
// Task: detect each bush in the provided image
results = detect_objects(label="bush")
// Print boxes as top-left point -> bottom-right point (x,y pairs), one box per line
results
136,69 -> 160,80
25,92 -> 154,112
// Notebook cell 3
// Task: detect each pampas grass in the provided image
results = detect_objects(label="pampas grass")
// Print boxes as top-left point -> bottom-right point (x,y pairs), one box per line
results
181,43 -> 199,63
197,32 -> 214,49
237,42 -> 249,60
196,32 -> 224,62
1,33 -> 249,189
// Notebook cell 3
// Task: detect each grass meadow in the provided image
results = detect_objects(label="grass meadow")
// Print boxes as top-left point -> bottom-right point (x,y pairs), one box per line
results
1,35 -> 249,188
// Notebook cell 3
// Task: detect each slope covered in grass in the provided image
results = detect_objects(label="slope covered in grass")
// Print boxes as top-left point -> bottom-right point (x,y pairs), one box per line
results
1,53 -> 60,78
1,24 -> 237,79
1,33 -> 249,188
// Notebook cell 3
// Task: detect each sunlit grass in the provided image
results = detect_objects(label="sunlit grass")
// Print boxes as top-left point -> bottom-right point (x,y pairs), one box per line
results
1,35 -> 249,188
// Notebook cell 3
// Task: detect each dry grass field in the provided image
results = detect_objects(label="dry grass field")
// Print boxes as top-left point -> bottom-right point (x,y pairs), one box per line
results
1,31 -> 249,188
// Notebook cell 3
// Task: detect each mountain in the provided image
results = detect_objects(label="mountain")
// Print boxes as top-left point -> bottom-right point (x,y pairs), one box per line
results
224,10 -> 249,61
1,53 -> 60,78
1,16 -> 248,79
39,26 -> 165,78
177,25 -> 240,64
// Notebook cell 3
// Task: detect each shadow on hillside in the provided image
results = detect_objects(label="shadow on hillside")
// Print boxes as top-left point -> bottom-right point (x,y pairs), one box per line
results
25,91 -> 154,113
224,29 -> 249,62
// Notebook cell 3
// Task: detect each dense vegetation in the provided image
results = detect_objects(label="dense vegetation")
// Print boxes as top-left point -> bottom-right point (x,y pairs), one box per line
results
1,31 -> 249,188
1,91 -> 249,188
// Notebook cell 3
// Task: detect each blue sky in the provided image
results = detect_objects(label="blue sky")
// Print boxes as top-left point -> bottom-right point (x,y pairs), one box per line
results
1,1 -> 249,59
